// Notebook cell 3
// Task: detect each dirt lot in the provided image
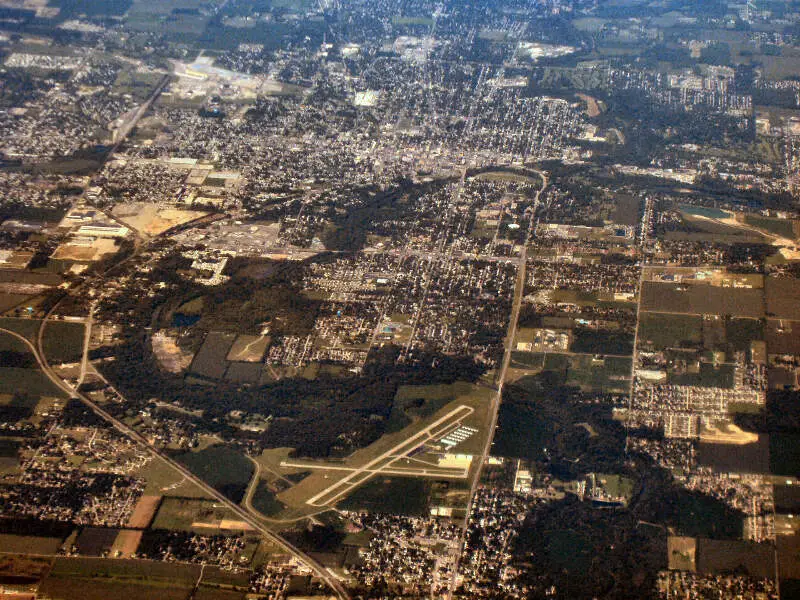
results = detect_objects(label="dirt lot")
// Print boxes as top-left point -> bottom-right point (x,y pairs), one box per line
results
225,335 -> 269,362
51,238 -> 118,262
112,203 -> 207,236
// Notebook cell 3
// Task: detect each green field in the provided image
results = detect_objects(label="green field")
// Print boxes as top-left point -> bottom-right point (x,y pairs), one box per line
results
41,320 -> 85,364
339,476 -> 432,516
151,497 -> 237,533
388,381 -> 476,433
174,445 -> 253,503
133,457 -> 211,498
0,366 -> 64,397
744,215 -> 797,239
0,317 -> 41,341
250,480 -> 286,517
638,313 -> 703,350
0,533 -> 63,554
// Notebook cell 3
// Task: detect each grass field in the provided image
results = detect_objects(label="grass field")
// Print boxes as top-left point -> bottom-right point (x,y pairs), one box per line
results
641,281 -> 764,318
0,366 -> 65,397
133,457 -> 211,498
388,381 -> 476,433
0,317 -> 41,341
225,334 -> 269,362
188,331 -> 237,380
175,445 -> 253,502
744,215 -> 798,239
151,497 -> 237,533
0,533 -> 63,554
638,313 -> 703,350
41,320 -> 85,363
339,476 -> 432,516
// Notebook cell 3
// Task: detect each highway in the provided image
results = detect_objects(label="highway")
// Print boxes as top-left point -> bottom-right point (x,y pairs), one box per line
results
446,168 -> 548,598
0,67 -> 350,599
0,324 -> 349,599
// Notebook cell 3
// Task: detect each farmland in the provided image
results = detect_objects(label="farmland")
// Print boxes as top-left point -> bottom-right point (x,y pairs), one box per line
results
41,320 -> 85,364
641,281 -> 764,318
174,445 -> 254,503
151,497 -> 239,533
38,557 -> 201,600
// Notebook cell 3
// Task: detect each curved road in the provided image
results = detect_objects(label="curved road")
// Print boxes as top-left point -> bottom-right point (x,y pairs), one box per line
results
0,328 -> 349,599
3,67 -> 349,598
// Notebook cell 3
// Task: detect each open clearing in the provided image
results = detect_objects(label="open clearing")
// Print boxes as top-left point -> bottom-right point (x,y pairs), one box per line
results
51,238 -> 118,262
111,530 -> 143,558
152,496 -> 239,533
41,320 -> 85,364
225,334 -> 269,362
112,203 -> 207,236
127,495 -> 162,528
0,533 -> 63,554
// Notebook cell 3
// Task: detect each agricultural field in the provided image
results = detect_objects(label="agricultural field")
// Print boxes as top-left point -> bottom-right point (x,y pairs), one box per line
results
0,365 -> 64,397
765,319 -> 800,355
637,313 -> 703,350
0,317 -> 41,341
110,530 -> 143,558
74,527 -> 120,556
187,331 -> 237,381
765,277 -> 800,320
38,557 -> 202,600
0,292 -> 31,312
640,281 -> 764,318
41,320 -> 85,364
126,495 -> 162,529
339,476 -> 433,516
151,497 -> 241,533
174,445 -> 254,503
0,533 -> 64,554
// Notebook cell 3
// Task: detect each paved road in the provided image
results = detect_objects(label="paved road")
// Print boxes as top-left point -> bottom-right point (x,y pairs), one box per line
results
0,325 -> 349,599
446,169 -> 548,598
1,66 -> 350,597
